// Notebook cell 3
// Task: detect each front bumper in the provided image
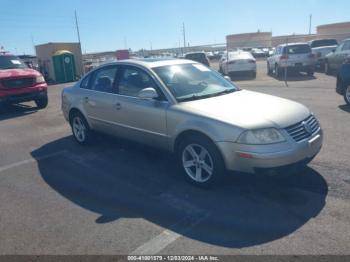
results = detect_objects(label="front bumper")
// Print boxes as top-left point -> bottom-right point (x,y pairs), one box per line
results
0,90 -> 47,104
216,129 -> 323,174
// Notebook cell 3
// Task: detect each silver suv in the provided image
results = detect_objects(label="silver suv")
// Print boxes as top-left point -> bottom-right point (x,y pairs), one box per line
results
267,43 -> 315,77
62,59 -> 323,187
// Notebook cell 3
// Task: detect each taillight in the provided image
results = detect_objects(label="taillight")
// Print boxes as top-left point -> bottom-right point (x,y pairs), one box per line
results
308,53 -> 315,59
280,55 -> 289,60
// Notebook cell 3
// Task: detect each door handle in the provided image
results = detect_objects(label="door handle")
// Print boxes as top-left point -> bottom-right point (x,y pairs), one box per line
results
115,102 -> 122,110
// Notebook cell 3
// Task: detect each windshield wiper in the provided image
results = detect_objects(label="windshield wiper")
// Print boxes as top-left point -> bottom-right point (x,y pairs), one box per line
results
178,89 -> 237,102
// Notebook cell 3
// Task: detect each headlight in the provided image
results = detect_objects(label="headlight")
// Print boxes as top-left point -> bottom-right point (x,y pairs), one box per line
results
35,75 -> 45,84
237,128 -> 285,145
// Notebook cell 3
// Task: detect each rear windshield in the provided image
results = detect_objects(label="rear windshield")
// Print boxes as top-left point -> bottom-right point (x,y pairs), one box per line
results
185,53 -> 206,60
310,39 -> 338,48
283,45 -> 311,55
0,55 -> 27,70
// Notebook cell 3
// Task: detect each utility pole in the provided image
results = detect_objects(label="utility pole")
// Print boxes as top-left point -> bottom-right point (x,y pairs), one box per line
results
31,35 -> 35,55
74,10 -> 83,76
182,22 -> 186,54
74,10 -> 81,44
309,14 -> 312,35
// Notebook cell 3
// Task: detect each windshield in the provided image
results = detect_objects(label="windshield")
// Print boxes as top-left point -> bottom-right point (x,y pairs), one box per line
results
153,63 -> 238,102
311,39 -> 338,48
0,55 -> 27,70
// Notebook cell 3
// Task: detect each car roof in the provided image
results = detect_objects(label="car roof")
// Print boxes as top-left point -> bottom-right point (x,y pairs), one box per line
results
98,58 -> 195,69
278,42 -> 309,47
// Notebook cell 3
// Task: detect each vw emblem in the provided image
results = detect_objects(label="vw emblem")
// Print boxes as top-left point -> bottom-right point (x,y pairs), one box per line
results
302,121 -> 313,135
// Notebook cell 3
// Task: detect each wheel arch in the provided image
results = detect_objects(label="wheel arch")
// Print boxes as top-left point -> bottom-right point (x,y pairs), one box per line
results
68,108 -> 91,128
173,129 -> 217,155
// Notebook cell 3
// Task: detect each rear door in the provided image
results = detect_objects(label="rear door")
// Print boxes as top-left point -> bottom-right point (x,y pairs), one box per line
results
81,65 -> 120,133
112,65 -> 169,149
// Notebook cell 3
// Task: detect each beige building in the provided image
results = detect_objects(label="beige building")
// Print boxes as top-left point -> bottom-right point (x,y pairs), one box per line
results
35,42 -> 83,82
272,34 -> 317,46
226,32 -> 272,49
317,22 -> 350,42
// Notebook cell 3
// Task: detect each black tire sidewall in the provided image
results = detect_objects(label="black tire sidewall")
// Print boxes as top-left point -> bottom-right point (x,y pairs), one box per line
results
345,85 -> 350,105
35,96 -> 48,109
177,135 -> 225,188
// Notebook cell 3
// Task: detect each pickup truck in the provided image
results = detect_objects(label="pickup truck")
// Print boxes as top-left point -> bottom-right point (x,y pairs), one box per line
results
309,39 -> 338,70
0,53 -> 48,111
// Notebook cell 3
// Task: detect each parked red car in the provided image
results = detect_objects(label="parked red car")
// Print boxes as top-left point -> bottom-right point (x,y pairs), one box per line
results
0,53 -> 48,110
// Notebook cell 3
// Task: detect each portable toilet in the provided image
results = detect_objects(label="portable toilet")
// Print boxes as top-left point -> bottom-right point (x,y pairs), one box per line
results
52,50 -> 76,83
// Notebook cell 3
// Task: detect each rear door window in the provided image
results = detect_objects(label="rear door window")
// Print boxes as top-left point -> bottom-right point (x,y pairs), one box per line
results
90,66 -> 119,93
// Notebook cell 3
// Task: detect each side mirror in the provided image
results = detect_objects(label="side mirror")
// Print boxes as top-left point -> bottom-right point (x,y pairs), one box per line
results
138,87 -> 159,100
224,76 -> 231,81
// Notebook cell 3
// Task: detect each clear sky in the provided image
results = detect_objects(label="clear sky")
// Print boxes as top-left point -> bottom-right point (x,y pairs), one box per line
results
1,0 -> 349,55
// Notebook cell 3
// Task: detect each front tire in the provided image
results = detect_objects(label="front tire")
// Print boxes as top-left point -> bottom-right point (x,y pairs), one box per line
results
35,95 -> 48,109
70,112 -> 93,145
177,135 -> 225,188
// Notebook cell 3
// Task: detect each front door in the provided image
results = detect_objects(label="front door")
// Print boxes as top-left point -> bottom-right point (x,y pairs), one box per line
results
112,65 -> 169,149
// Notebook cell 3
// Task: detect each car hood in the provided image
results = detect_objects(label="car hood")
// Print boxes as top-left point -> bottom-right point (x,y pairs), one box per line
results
0,68 -> 41,79
178,90 -> 310,129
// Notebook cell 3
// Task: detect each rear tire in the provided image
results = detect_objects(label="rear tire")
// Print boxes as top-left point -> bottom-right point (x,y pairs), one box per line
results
344,85 -> 350,106
35,95 -> 48,109
307,68 -> 314,77
177,134 -> 226,188
274,64 -> 282,78
251,71 -> 257,78
325,61 -> 331,75
70,111 -> 93,145
267,62 -> 272,75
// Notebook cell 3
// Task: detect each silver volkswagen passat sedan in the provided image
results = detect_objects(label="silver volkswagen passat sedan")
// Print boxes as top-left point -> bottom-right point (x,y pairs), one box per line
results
62,58 -> 323,187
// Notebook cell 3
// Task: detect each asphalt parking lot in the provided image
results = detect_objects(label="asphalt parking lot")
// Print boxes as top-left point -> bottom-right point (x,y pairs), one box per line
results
0,60 -> 349,255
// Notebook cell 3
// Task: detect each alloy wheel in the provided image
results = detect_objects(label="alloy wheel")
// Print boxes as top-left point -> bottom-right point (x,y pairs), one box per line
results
182,144 -> 214,183
72,116 -> 86,143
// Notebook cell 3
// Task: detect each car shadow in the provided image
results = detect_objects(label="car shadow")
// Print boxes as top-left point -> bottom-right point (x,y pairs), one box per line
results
339,104 -> 350,113
0,103 -> 38,121
228,72 -> 256,81
269,71 -> 316,82
31,136 -> 328,248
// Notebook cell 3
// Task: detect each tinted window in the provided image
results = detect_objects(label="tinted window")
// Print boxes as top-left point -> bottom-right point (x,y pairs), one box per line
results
0,55 -> 27,70
342,41 -> 350,51
80,74 -> 91,89
118,67 -> 158,98
283,45 -> 311,54
185,53 -> 205,60
310,39 -> 338,48
91,66 -> 118,93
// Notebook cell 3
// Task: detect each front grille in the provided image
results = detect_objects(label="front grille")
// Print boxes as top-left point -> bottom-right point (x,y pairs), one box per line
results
285,115 -> 320,142
1,77 -> 34,89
